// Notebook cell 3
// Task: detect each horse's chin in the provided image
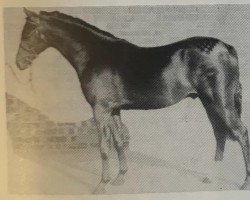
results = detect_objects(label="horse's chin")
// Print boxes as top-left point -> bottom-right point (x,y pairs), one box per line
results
16,61 -> 31,70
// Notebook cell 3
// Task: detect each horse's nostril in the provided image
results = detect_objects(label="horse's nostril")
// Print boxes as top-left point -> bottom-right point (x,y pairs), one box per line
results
24,58 -> 31,64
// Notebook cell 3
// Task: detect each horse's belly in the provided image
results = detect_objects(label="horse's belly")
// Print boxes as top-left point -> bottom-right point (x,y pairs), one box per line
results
120,55 -> 196,110
121,96 -> 172,110
121,84 -> 195,110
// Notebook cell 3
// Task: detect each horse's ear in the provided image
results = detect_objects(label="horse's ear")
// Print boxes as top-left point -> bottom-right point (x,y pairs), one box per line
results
23,8 -> 40,24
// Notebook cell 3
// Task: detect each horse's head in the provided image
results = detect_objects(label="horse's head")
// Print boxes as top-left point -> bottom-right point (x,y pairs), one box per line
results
16,8 -> 48,70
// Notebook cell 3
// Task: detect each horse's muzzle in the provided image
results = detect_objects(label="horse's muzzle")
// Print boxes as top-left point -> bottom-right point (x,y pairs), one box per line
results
16,55 -> 31,70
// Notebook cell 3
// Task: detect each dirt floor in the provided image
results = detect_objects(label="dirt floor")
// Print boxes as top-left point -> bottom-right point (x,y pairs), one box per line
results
8,100 -> 248,194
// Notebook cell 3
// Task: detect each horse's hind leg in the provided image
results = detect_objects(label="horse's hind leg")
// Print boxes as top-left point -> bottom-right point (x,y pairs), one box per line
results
234,83 -> 250,189
201,102 -> 227,161
198,72 -> 230,161
111,109 -> 129,186
224,82 -> 250,189
198,74 -> 250,189
235,82 -> 242,118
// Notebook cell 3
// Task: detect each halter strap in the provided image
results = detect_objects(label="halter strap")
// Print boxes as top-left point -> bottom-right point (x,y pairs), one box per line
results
20,43 -> 38,56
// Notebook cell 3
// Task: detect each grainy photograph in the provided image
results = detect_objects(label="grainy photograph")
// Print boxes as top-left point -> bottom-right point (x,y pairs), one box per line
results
4,5 -> 250,194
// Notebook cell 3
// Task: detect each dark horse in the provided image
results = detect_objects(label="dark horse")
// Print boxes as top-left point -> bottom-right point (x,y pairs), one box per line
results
16,8 -> 250,193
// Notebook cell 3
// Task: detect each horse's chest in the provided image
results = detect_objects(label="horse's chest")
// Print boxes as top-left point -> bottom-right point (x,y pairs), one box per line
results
81,67 -> 125,106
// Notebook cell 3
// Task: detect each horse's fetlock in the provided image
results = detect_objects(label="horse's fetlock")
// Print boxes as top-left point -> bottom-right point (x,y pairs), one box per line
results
102,178 -> 111,183
241,132 -> 249,143
101,174 -> 111,183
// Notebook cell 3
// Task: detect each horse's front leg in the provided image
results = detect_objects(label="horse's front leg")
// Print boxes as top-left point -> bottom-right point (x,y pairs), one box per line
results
111,109 -> 129,186
93,105 -> 113,194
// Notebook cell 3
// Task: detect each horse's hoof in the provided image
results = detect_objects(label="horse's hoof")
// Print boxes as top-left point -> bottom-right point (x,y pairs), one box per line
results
200,176 -> 212,184
93,185 -> 107,194
240,181 -> 250,190
111,175 -> 125,186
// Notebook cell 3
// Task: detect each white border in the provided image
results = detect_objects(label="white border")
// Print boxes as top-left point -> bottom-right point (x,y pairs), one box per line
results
2,1 -> 250,200
3,0 -> 250,7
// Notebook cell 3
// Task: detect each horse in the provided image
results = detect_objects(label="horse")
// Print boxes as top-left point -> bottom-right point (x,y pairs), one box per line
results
16,8 -> 250,193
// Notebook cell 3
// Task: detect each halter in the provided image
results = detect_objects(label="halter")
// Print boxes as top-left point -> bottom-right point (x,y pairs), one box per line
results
19,23 -> 43,62
19,43 -> 39,63
17,22 -> 45,93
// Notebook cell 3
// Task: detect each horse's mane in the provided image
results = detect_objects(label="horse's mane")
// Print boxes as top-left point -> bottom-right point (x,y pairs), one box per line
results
40,11 -> 120,40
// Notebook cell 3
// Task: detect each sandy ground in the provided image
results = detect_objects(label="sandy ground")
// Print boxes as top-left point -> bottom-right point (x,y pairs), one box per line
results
7,144 -> 245,194
8,99 -> 248,194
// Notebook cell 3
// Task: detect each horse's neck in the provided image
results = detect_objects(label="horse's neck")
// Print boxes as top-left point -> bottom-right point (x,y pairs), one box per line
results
44,23 -> 91,75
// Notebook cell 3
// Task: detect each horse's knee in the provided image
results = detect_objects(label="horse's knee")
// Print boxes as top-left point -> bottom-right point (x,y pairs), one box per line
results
99,123 -> 112,160
121,123 -> 130,141
116,124 -> 129,148
111,122 -> 130,149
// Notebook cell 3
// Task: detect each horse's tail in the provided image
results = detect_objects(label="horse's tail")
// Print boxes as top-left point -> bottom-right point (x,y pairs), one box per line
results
224,43 -> 242,118
225,44 -> 242,118
235,81 -> 242,118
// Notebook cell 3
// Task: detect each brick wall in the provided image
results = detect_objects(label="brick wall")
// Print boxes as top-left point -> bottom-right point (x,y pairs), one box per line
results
6,93 -> 99,152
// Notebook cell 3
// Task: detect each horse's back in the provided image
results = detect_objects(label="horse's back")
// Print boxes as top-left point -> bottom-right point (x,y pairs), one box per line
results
82,36 -> 237,110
